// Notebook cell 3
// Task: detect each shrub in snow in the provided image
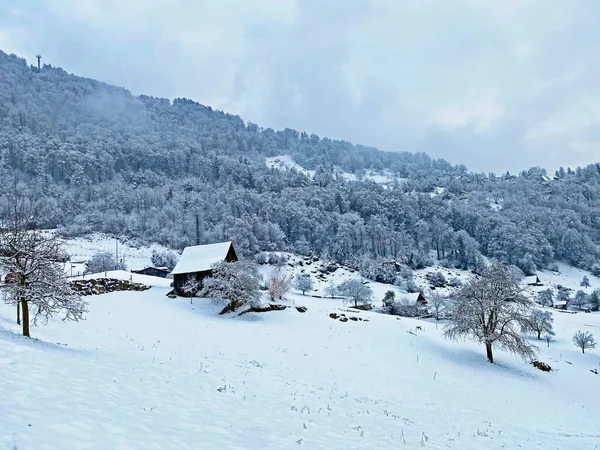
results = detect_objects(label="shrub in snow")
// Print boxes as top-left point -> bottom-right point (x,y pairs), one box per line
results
580,276 -> 591,288
337,279 -> 373,309
572,331 -> 596,354
548,263 -> 560,273
524,310 -> 554,340
151,250 -> 178,271
392,298 -> 419,317
293,274 -> 314,295
447,277 -> 462,287
254,252 -> 269,264
86,252 -> 121,274
405,279 -> 421,294
426,271 -> 447,288
268,253 -> 287,266
444,262 -> 537,364
199,260 -> 262,314
267,266 -> 293,301
398,265 -> 413,280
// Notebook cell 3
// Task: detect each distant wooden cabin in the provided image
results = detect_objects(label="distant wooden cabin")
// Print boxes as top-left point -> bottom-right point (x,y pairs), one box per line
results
399,292 -> 428,308
525,275 -> 543,286
171,241 -> 238,296
553,300 -> 568,310
131,267 -> 170,278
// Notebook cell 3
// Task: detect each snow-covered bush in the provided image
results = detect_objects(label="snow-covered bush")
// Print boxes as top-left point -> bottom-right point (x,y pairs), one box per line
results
199,261 -> 262,314
426,271 -> 447,288
580,276 -> 590,287
267,267 -> 293,301
571,290 -> 589,310
405,279 -> 422,293
447,277 -> 462,287
382,290 -> 396,312
86,252 -> 122,274
151,250 -> 178,271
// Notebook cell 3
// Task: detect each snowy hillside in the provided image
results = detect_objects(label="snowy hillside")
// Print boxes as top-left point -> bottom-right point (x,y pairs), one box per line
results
266,155 -> 401,186
2,274 -> 599,448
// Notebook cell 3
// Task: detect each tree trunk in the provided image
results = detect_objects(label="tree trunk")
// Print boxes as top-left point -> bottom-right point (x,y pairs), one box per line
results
21,299 -> 30,337
485,342 -> 494,363
582,347 -> 585,354
537,330 -> 541,340
16,302 -> 20,325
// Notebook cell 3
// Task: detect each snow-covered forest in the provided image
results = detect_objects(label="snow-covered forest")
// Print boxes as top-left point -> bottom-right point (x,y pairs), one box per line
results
1,50 -> 599,276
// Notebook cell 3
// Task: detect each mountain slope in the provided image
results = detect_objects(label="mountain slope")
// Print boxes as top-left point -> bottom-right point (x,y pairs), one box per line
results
0,50 -> 600,275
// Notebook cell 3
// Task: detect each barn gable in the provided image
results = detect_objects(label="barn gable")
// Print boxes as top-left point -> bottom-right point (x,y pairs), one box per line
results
171,242 -> 238,296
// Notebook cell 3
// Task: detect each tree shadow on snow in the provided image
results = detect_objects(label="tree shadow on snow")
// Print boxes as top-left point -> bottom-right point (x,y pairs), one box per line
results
0,324 -> 83,354
428,340 -> 538,380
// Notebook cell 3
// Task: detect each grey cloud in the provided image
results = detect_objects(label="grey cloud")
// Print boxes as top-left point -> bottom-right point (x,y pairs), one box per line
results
0,0 -> 598,173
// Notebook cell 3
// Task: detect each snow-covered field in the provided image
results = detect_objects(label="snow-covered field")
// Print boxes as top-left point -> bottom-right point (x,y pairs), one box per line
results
2,275 -> 599,449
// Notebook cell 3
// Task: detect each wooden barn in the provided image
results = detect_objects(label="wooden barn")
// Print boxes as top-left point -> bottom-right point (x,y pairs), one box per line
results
171,241 -> 238,296
398,292 -> 428,309
131,266 -> 171,278
525,275 -> 543,286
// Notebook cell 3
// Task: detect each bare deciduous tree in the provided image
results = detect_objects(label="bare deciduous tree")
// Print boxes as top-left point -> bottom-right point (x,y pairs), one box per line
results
429,293 -> 447,321
293,274 -> 314,295
443,262 -> 537,364
572,330 -> 596,354
267,266 -> 293,301
0,194 -> 88,337
524,310 -> 555,340
338,279 -> 373,308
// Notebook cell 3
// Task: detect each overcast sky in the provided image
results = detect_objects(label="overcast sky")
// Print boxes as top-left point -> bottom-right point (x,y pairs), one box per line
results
1,1 -> 599,173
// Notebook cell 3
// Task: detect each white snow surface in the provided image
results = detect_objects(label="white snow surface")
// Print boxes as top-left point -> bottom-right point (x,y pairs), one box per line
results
171,241 -> 233,275
2,271 -> 600,448
2,242 -> 600,448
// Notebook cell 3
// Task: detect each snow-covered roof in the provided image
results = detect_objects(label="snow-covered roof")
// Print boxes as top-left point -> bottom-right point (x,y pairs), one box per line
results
398,292 -> 425,304
554,300 -> 568,306
524,275 -> 542,285
171,242 -> 233,275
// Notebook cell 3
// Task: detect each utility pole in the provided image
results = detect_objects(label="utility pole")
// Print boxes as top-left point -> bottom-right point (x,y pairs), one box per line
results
115,238 -> 119,271
36,54 -> 42,70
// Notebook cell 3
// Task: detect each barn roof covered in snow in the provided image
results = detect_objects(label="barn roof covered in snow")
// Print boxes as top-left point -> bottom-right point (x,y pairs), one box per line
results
171,242 -> 234,275
398,292 -> 427,304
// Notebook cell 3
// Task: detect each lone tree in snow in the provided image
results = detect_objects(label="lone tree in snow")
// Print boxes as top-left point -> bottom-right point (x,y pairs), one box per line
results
580,276 -> 590,288
267,266 -> 293,301
429,293 -> 447,321
572,331 -> 596,354
199,260 -> 261,314
537,288 -> 553,307
524,310 -> 555,340
444,262 -> 537,364
325,282 -> 339,299
571,290 -> 588,311
0,194 -> 88,337
382,290 -> 396,312
338,279 -> 373,308
293,274 -> 314,295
